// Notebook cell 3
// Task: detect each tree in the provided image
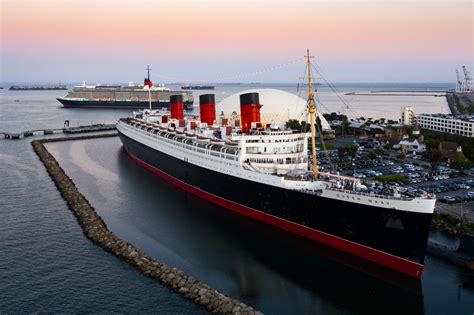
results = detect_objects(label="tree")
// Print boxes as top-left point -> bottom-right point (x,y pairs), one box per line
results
397,152 -> 406,163
423,148 -> 444,173
285,119 -> 302,131
323,112 -> 348,122
300,121 -> 310,132
337,147 -> 347,161
346,144 -> 359,160
375,147 -> 384,156
425,139 -> 440,149
367,151 -> 378,160
451,159 -> 472,170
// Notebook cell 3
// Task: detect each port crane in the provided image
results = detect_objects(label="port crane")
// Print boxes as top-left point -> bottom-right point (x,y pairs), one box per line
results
462,66 -> 472,92
456,69 -> 464,92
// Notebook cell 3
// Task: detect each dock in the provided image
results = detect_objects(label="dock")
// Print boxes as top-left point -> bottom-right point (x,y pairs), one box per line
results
0,124 -> 116,140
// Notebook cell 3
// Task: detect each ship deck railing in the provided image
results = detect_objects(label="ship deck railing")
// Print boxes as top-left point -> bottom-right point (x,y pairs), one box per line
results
283,171 -> 435,201
324,186 -> 421,201
120,119 -> 241,162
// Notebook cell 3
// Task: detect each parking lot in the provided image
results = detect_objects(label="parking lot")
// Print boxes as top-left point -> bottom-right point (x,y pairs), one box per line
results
315,140 -> 474,221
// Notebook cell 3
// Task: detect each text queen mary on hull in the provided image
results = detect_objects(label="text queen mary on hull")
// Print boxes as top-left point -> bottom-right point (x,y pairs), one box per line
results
116,50 -> 435,279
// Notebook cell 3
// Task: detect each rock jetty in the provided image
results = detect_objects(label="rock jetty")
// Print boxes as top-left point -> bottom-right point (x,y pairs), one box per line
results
32,136 -> 261,315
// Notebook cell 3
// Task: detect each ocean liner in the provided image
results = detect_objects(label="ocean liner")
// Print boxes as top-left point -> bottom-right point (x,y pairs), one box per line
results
116,50 -> 435,279
57,66 -> 193,109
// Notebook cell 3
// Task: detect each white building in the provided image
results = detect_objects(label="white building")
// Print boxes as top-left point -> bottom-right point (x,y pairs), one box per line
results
417,114 -> 474,137
393,139 -> 426,153
401,107 -> 416,126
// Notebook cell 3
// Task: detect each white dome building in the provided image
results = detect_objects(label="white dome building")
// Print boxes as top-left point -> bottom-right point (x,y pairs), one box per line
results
216,89 -> 331,131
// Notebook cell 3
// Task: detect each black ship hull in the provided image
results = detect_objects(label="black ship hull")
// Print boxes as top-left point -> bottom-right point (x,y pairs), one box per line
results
118,130 -> 433,278
181,86 -> 215,90
57,98 -> 194,110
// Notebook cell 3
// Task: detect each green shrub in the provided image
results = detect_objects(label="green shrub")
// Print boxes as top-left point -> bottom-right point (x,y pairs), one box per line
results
438,212 -> 461,226
376,174 -> 406,183
451,159 -> 472,170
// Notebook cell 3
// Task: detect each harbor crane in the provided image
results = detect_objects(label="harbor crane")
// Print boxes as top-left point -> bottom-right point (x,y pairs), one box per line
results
462,66 -> 472,92
456,69 -> 464,92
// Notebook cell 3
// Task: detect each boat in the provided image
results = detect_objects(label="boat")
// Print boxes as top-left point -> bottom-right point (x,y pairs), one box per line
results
116,50 -> 435,279
181,85 -> 215,90
57,66 -> 193,109
9,84 -> 67,91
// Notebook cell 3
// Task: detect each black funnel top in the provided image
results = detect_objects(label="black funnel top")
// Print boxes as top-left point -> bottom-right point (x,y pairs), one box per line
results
240,92 -> 259,105
170,94 -> 183,103
199,94 -> 215,104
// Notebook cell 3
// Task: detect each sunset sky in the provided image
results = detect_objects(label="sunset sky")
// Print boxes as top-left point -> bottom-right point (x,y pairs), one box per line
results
1,0 -> 472,83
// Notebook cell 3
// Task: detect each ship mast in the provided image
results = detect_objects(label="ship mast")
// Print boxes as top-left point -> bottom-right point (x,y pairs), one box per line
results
146,65 -> 151,82
146,65 -> 152,110
305,49 -> 318,177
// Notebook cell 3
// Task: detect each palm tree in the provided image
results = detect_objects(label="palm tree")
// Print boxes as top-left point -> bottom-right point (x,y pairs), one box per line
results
423,148 -> 444,174
397,152 -> 406,163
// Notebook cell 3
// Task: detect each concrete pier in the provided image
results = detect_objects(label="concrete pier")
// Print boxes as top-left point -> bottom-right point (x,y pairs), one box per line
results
427,212 -> 474,269
31,135 -> 260,315
1,124 -> 116,140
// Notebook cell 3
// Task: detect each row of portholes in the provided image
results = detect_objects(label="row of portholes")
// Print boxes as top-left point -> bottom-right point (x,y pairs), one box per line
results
335,193 -> 390,206
337,193 -> 361,201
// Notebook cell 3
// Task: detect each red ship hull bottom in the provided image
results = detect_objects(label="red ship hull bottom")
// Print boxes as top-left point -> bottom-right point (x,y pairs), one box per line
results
125,149 -> 424,279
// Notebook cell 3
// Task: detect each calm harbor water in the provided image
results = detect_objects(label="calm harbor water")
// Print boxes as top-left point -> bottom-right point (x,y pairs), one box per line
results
1,85 -> 473,314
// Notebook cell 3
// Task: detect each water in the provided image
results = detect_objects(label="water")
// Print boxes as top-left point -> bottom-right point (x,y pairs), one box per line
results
0,139 -> 205,313
0,82 -> 451,133
1,85 -> 473,314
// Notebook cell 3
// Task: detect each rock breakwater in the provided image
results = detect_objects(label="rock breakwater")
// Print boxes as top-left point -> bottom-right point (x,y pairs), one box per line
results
32,135 -> 261,315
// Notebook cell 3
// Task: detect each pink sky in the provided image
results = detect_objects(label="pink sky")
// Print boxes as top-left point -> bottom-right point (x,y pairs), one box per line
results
1,0 -> 472,83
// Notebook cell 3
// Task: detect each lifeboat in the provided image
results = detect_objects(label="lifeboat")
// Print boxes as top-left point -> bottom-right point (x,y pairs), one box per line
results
196,135 -> 210,142
211,138 -> 225,145
225,139 -> 238,146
